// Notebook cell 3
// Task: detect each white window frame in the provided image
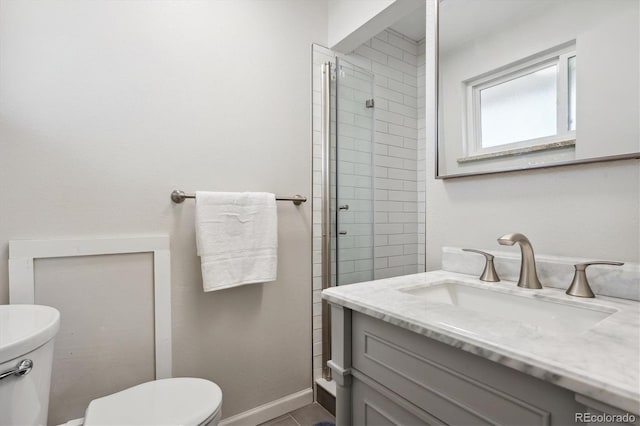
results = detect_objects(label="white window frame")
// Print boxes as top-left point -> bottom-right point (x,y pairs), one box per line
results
464,44 -> 577,157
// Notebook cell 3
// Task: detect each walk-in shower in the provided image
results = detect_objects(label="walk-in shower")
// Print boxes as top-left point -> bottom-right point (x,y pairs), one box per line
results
320,57 -> 376,379
312,30 -> 427,384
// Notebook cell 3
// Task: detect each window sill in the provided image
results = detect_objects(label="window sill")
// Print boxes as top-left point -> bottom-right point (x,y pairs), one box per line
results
457,139 -> 576,164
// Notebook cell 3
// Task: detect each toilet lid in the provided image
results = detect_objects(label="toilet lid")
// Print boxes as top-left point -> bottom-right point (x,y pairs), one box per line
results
84,378 -> 222,426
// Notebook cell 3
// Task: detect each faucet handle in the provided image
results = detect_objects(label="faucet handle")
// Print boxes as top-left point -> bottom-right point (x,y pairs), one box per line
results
566,261 -> 624,298
462,249 -> 500,282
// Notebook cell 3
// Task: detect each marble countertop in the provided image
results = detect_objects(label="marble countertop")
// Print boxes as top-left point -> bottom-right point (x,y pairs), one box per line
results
322,270 -> 640,414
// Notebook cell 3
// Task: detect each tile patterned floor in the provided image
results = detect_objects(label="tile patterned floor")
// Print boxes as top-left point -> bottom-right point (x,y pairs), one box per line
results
258,403 -> 335,426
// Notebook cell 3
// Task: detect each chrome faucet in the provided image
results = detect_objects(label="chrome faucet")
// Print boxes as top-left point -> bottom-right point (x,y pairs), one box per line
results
497,233 -> 543,289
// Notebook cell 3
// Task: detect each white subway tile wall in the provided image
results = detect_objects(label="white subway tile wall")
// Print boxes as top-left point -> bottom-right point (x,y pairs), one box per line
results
311,29 -> 426,380
335,60 -> 375,285
354,30 -> 422,281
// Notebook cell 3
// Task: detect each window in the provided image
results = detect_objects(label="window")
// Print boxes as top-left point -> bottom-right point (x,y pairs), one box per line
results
463,44 -> 576,160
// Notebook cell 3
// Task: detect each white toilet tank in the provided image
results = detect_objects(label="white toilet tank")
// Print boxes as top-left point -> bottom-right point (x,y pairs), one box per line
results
0,305 -> 60,426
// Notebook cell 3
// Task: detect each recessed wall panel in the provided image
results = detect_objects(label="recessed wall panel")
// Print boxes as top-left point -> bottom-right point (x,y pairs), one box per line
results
34,253 -> 155,425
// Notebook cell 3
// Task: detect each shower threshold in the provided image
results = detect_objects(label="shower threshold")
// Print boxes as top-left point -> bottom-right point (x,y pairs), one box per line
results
315,378 -> 336,416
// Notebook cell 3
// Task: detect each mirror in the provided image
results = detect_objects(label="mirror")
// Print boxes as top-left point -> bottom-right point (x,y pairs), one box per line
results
436,0 -> 640,178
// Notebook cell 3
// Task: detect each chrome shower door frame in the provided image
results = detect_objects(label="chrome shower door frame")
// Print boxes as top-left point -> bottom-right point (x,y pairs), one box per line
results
320,61 -> 332,380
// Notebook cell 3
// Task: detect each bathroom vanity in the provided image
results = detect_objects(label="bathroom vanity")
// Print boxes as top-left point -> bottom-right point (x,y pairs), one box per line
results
322,271 -> 640,425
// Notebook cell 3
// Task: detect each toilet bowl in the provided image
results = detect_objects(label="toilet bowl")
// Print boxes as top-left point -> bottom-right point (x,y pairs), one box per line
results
64,377 -> 223,426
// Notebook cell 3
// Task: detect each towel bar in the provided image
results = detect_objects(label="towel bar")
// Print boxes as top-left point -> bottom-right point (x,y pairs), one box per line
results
170,190 -> 307,206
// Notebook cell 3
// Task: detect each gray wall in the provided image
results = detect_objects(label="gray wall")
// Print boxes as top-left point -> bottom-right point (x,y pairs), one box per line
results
425,160 -> 640,269
35,254 -> 156,424
0,0 -> 327,419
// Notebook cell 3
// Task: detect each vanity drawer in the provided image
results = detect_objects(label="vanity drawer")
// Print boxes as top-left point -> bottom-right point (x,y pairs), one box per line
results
352,373 -> 444,426
351,312 -> 582,426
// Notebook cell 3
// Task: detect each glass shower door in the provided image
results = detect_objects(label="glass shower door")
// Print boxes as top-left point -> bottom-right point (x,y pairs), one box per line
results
334,58 -> 375,285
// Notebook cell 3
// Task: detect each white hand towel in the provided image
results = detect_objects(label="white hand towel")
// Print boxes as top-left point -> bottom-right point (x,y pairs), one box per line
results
195,191 -> 277,291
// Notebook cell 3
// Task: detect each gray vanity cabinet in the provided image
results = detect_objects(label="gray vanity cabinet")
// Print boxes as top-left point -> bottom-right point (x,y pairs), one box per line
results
329,306 -> 626,426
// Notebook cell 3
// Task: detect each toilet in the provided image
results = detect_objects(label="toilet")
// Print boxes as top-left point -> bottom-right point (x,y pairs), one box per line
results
64,378 -> 223,426
1,305 -> 223,426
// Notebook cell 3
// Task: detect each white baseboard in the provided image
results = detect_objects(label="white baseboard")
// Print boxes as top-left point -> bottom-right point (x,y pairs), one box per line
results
219,388 -> 313,426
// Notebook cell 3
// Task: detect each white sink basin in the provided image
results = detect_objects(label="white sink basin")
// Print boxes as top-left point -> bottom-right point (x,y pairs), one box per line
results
399,281 -> 616,334
0,304 -> 60,364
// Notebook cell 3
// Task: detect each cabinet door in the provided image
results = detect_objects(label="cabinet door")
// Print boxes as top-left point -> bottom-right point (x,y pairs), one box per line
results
352,313 -> 584,425
352,375 -> 444,426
